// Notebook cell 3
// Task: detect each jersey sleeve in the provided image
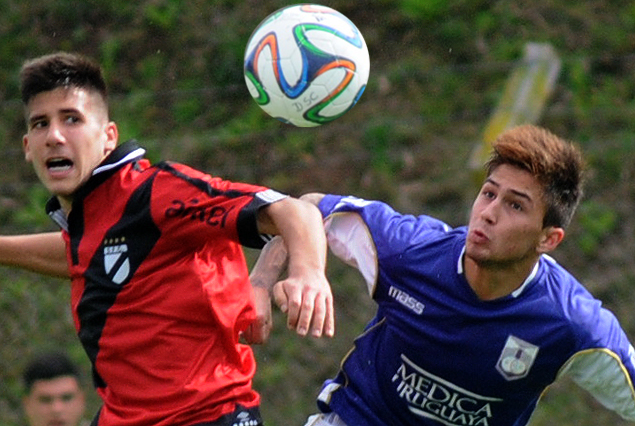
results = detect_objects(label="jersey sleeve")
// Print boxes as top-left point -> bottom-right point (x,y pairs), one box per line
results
152,162 -> 287,249
557,285 -> 635,420
319,194 -> 451,296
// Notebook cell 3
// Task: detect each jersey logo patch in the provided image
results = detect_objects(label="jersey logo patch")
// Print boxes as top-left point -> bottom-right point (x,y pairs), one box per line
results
388,286 -> 425,314
496,335 -> 539,381
232,410 -> 259,426
103,237 -> 131,285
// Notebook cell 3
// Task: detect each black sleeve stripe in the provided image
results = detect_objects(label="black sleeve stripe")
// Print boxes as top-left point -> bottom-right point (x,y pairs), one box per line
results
157,161 -> 272,248
157,161 -> 256,199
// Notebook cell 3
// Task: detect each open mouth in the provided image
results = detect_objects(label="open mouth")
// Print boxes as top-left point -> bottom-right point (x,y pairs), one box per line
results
46,157 -> 73,172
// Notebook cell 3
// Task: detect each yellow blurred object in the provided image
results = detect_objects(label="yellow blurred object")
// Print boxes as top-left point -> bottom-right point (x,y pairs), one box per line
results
468,43 -> 562,187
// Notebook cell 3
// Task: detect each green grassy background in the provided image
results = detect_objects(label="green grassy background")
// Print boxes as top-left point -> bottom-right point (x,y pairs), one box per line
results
1,1 -> 635,425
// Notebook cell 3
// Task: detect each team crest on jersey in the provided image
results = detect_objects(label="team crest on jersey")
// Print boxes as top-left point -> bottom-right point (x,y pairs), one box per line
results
496,335 -> 539,381
232,409 -> 259,426
103,237 -> 130,285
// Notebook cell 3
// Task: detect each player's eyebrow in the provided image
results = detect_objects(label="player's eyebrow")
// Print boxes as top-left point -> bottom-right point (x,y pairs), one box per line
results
28,108 -> 81,125
484,177 -> 533,203
27,114 -> 47,125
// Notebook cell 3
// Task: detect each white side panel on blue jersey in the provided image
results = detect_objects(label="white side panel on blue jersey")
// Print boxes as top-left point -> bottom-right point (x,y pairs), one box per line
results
560,348 -> 635,420
324,212 -> 378,296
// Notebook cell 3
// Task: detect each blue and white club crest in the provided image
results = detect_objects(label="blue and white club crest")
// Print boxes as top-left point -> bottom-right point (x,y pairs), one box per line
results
496,335 -> 539,381
103,237 -> 130,285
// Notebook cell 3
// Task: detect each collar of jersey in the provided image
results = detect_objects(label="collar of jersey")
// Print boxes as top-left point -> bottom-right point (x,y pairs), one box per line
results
92,140 -> 146,176
457,245 -> 540,298
45,140 -> 146,231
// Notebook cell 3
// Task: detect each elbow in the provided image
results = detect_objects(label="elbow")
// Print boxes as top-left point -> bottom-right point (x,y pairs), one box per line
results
299,192 -> 325,206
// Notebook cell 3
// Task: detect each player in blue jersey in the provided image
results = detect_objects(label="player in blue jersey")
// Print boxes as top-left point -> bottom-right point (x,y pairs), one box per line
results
250,124 -> 635,426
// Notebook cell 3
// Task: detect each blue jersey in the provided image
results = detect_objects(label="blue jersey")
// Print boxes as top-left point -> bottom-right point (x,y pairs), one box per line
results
316,194 -> 635,426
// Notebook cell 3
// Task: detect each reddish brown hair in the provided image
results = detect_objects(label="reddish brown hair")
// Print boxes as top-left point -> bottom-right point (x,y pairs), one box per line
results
486,124 -> 585,229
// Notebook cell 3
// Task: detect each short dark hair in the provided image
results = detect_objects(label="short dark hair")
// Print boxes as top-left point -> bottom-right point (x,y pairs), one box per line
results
19,52 -> 108,106
485,124 -> 585,229
23,352 -> 81,394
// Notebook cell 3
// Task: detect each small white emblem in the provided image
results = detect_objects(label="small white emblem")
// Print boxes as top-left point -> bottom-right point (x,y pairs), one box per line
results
103,237 -> 130,285
496,335 -> 539,381
232,410 -> 259,426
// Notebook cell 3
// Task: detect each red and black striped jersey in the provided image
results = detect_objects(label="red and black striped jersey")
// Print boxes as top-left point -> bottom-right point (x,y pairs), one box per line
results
46,140 -> 285,426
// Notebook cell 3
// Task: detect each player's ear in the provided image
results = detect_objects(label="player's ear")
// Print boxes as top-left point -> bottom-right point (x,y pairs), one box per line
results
537,226 -> 564,254
104,121 -> 118,155
23,134 -> 32,162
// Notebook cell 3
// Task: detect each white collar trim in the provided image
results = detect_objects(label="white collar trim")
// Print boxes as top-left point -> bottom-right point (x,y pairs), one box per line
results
458,245 -> 540,298
92,147 -> 146,176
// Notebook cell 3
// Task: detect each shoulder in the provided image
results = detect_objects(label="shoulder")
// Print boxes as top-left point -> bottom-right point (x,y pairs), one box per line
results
321,194 -> 455,258
154,161 -> 208,180
152,161 -> 271,196
537,256 -> 597,316
320,194 -> 452,234
538,256 -> 618,344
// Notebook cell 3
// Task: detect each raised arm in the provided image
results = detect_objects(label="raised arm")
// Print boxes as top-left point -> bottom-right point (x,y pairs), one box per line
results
255,195 -> 333,338
0,232 -> 69,278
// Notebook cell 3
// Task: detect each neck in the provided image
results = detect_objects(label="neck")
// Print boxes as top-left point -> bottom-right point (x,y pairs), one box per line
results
463,254 -> 539,301
57,196 -> 73,216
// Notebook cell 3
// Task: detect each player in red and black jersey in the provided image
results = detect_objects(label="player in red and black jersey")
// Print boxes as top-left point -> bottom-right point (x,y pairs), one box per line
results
0,51 -> 334,426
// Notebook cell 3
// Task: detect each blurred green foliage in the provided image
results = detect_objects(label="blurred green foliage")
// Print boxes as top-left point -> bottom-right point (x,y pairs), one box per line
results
577,201 -> 618,255
1,1 -> 635,425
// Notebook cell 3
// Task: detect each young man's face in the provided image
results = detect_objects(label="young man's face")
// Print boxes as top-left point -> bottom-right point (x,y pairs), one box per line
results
466,164 -> 562,267
22,86 -> 118,212
23,376 -> 85,426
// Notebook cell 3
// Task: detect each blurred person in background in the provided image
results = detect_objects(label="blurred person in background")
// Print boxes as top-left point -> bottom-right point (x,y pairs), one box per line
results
251,124 -> 635,426
22,351 -> 86,426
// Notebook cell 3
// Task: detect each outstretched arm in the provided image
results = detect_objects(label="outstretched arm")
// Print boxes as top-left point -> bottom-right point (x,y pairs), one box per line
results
255,195 -> 333,338
0,232 -> 69,278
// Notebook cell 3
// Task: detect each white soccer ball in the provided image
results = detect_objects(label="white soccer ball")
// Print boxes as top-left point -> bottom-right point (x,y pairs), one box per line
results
244,4 -> 370,127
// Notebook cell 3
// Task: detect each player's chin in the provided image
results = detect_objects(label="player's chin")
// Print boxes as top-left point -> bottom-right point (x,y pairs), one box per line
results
47,184 -> 77,200
464,244 -> 492,264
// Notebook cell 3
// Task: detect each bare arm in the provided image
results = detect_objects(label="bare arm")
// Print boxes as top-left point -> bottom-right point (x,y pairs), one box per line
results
243,235 -> 288,344
255,194 -> 333,338
0,232 -> 69,278
250,193 -> 325,294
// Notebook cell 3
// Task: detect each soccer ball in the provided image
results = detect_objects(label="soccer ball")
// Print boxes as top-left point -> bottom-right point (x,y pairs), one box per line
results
244,4 -> 370,127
